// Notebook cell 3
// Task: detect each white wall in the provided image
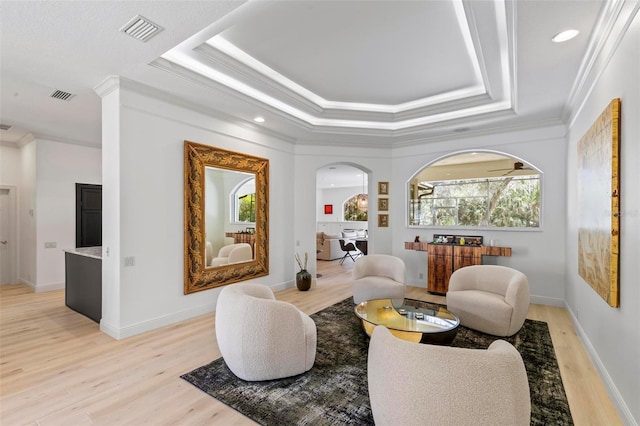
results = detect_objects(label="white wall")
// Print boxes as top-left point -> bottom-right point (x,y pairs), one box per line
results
1,145 -> 21,185
97,77 -> 295,339
392,125 -> 568,306
3,140 -> 101,291
18,141 -> 36,286
318,184 -> 369,225
294,146 -> 393,277
565,8 -> 639,424
35,140 -> 101,292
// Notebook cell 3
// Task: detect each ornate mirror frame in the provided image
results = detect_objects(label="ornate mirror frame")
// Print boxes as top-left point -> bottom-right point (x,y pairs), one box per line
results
184,140 -> 269,294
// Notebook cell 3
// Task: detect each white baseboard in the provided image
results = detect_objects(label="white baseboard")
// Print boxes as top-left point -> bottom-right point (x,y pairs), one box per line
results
566,304 -> 637,425
100,303 -> 216,340
530,294 -> 565,307
34,282 -> 65,293
99,280 -> 295,341
269,280 -> 294,293
18,277 -> 36,291
17,277 -> 64,293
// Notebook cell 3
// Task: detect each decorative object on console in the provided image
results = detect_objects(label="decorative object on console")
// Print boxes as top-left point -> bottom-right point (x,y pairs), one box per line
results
577,98 -> 620,307
295,252 -> 311,291
378,181 -> 389,195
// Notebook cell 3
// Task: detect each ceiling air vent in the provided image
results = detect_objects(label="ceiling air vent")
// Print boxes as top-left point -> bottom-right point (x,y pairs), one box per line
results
49,89 -> 75,101
0,124 -> 13,131
120,15 -> 164,42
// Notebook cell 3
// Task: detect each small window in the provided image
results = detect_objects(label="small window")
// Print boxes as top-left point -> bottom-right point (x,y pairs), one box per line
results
344,194 -> 368,221
233,178 -> 256,223
409,152 -> 540,229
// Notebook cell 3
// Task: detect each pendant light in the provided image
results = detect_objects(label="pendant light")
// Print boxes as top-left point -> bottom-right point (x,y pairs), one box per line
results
357,173 -> 368,212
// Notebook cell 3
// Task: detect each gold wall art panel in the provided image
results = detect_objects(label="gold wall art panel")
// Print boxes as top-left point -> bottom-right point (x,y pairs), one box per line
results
577,98 -> 620,307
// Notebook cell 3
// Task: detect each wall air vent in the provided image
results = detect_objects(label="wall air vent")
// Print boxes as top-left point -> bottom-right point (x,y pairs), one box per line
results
49,89 -> 75,101
0,124 -> 13,131
120,15 -> 164,42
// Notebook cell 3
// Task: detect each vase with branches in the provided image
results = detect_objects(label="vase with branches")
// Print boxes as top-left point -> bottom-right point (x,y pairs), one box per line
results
295,252 -> 311,291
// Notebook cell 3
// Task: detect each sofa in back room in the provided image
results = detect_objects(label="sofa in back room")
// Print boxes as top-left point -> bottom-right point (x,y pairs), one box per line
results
316,229 -> 366,261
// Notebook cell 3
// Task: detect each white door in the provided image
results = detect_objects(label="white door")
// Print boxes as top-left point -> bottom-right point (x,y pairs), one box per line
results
0,187 -> 17,285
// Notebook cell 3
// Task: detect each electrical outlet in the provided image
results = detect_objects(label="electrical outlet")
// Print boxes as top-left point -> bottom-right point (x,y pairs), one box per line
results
419,272 -> 424,280
124,256 -> 135,267
44,242 -> 57,248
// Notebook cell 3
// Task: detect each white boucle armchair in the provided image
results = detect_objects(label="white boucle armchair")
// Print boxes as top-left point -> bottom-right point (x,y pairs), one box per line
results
446,265 -> 530,337
368,325 -> 531,426
215,283 -> 317,381
351,254 -> 405,306
210,243 -> 253,267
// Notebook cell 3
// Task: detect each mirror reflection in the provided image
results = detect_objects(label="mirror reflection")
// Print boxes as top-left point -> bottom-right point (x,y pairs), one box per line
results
204,166 -> 257,268
184,140 -> 269,294
409,152 -> 541,228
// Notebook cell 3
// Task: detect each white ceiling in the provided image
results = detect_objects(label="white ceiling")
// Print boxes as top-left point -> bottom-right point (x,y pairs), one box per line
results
0,0 -> 608,149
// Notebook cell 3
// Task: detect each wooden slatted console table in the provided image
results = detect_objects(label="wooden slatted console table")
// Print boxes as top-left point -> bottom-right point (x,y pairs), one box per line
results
405,242 -> 512,294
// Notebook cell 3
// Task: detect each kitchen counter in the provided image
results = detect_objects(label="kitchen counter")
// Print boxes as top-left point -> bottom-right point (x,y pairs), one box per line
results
64,246 -> 102,259
65,247 -> 102,322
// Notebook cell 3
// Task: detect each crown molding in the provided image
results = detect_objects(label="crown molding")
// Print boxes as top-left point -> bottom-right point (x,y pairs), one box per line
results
564,0 -> 638,125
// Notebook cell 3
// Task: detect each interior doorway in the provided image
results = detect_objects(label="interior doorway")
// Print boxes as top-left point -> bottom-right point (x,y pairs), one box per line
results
76,183 -> 102,248
0,186 -> 17,285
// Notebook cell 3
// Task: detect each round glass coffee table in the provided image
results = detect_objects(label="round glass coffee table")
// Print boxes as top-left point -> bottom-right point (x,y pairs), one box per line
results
354,299 -> 460,345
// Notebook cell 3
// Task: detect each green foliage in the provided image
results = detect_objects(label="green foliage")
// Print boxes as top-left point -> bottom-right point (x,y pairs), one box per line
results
238,193 -> 255,222
414,176 -> 539,228
344,195 -> 368,221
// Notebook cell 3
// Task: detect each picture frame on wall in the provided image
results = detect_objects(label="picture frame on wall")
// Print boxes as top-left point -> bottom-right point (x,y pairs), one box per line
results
378,181 -> 389,195
378,214 -> 389,227
378,198 -> 388,211
324,204 -> 333,214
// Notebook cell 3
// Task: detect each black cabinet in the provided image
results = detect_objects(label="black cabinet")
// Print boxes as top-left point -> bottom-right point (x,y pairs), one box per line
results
65,252 -> 101,322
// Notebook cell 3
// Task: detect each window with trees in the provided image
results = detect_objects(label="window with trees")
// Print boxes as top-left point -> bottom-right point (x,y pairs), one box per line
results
344,194 -> 368,221
409,153 -> 540,228
233,178 -> 256,223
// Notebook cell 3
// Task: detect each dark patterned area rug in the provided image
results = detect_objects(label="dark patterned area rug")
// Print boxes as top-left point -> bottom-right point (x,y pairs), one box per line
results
181,298 -> 573,425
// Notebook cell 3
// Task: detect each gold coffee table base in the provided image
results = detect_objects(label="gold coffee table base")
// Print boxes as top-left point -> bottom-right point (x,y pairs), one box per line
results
355,299 -> 460,345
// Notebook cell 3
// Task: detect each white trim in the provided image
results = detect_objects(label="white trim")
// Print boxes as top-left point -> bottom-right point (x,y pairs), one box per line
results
529,295 -> 564,307
98,281 -> 293,340
0,186 -> 18,284
34,282 -> 65,293
100,303 -> 216,340
566,305 -> 637,425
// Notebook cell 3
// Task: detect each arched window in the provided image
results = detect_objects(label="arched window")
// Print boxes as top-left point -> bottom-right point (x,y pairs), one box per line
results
233,178 -> 256,223
409,152 -> 541,228
344,194 -> 368,221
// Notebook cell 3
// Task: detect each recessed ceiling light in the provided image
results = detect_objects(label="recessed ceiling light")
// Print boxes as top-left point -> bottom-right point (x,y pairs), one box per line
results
552,29 -> 579,43
253,116 -> 265,123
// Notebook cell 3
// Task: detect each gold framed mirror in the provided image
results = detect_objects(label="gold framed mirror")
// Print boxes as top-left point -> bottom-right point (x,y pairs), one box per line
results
184,140 -> 269,294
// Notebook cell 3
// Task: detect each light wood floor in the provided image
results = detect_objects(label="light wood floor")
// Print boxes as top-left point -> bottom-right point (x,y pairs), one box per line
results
0,259 -> 621,425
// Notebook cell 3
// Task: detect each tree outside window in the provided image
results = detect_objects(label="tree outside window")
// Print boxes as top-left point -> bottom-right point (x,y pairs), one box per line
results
344,194 -> 368,221
412,176 -> 540,228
